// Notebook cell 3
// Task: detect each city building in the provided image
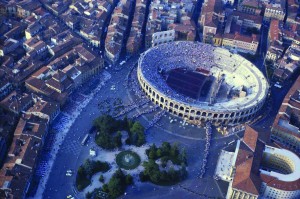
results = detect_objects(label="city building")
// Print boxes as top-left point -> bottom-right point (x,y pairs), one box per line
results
0,137 -> 7,167
264,0 -> 286,21
0,38 -> 20,57
0,91 -> 33,115
217,126 -> 300,199
26,97 -> 60,123
271,76 -> 300,153
0,1 -> 108,197
151,30 -> 175,47
231,11 -> 262,30
222,32 -> 259,55
145,0 -> 197,48
0,114 -> 49,199
199,0 -> 224,44
286,0 -> 300,25
266,19 -> 300,80
237,0 -> 262,15
137,42 -> 268,126
66,0 -> 113,48
24,20 -> 43,40
126,0 -> 149,55
0,73 -> 13,102
16,0 -> 41,18
105,0 -> 134,63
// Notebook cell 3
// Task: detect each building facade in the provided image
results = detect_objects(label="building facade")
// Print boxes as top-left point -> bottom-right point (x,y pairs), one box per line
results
151,30 -> 175,47
222,33 -> 259,55
225,126 -> 300,199
137,42 -> 268,126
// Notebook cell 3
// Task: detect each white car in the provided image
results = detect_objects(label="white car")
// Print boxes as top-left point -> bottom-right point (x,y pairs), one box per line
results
66,170 -> 72,173
66,173 -> 72,176
67,195 -> 72,199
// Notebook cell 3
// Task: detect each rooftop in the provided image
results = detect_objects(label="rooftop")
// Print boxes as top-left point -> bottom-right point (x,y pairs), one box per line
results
229,126 -> 300,193
260,146 -> 300,182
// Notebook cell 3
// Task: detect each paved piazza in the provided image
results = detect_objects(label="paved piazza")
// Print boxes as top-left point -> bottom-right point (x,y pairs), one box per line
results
137,41 -> 269,126
39,57 -> 245,199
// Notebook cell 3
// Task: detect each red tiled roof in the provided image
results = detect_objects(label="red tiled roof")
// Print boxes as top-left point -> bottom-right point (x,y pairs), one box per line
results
232,10 -> 263,24
243,126 -> 259,152
232,126 -> 264,195
269,19 -> 280,42
260,172 -> 300,191
272,75 -> 300,139
224,32 -> 259,43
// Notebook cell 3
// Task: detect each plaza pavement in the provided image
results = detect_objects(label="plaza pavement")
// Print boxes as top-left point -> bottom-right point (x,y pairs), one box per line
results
39,50 -> 290,199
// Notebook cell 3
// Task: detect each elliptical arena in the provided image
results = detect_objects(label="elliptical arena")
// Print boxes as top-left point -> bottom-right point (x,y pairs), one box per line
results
137,41 -> 269,126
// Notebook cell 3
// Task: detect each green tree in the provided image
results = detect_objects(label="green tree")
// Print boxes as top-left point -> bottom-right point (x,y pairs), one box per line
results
130,131 -> 138,145
108,177 -> 123,198
125,137 -> 131,145
106,169 -> 127,198
139,171 -> 148,182
170,143 -> 179,158
143,160 -> 159,176
113,131 -> 122,148
125,174 -> 133,185
161,171 -> 168,182
94,161 -> 110,172
127,118 -> 134,129
113,168 -> 125,179
150,171 -> 161,183
149,150 -> 156,159
161,142 -> 171,156
86,191 -> 92,199
83,159 -> 94,177
96,132 -> 113,149
156,149 -> 162,158
93,115 -> 116,134
121,116 -> 129,130
99,175 -> 104,183
136,132 -> 145,146
148,144 -> 157,158
161,156 -> 169,168
130,122 -> 144,134
102,184 -> 109,193
77,166 -> 85,177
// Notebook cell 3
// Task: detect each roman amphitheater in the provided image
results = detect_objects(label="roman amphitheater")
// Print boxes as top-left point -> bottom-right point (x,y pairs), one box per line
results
137,41 -> 269,126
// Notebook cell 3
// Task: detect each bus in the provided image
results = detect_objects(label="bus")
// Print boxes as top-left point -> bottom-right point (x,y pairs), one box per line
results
81,134 -> 89,146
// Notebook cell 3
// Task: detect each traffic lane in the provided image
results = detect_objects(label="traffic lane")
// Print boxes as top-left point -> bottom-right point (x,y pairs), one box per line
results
43,152 -> 76,198
270,84 -> 291,115
44,127 -> 91,197
44,106 -> 104,197
123,182 -> 201,199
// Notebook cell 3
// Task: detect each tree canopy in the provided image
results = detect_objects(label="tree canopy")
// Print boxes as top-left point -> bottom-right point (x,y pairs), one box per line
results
76,159 -> 110,191
140,142 -> 188,185
93,115 -> 146,149
102,169 -> 133,199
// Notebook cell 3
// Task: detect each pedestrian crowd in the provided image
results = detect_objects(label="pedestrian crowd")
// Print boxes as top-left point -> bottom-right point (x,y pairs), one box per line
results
199,122 -> 212,178
139,41 -> 215,104
146,110 -> 166,130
